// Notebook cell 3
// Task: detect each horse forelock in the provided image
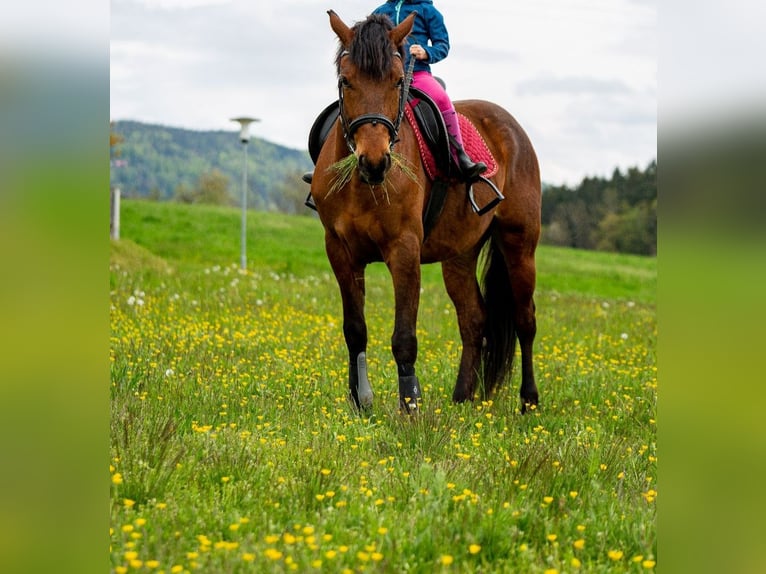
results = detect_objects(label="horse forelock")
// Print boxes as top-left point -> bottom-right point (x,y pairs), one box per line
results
335,14 -> 403,80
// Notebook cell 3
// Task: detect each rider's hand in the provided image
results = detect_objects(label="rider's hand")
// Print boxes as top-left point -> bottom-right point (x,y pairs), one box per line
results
409,44 -> 428,61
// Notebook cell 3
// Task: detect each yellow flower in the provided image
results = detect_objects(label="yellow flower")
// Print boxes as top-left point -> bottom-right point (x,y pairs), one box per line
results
115,567 -> 128,574
608,550 -> 624,561
325,550 -> 337,559
145,560 -> 159,569
112,473 -> 123,485
134,518 -> 146,527
371,552 -> 383,561
357,551 -> 370,562
377,527 -> 388,535
311,559 -> 322,568
320,468 -> 331,475
242,553 -> 255,562
170,566 -> 183,573
264,548 -> 283,560
123,551 -> 138,561
643,559 -> 656,569
573,538 -> 585,550
543,496 -> 554,504
571,557 -> 581,568
468,544 -> 481,554
546,534 -> 557,542
123,498 -> 135,508
440,554 -> 454,565
543,569 -> 559,574
569,491 -> 578,499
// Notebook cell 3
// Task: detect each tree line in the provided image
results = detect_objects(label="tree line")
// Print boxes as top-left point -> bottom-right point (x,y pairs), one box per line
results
541,161 -> 656,256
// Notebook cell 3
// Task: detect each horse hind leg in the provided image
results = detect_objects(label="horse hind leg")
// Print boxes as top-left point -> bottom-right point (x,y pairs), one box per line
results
497,231 -> 539,413
441,252 -> 485,403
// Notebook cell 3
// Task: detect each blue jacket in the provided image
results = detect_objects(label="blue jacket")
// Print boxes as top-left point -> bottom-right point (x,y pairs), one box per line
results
372,0 -> 450,74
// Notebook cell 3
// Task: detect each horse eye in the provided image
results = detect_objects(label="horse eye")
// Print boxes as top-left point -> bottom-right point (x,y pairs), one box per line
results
396,77 -> 404,88
341,77 -> 351,88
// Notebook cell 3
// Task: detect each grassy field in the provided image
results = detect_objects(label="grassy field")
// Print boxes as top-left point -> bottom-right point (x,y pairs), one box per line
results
110,200 -> 656,573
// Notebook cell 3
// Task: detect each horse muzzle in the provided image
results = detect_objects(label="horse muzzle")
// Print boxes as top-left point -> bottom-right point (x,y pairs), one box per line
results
357,151 -> 391,185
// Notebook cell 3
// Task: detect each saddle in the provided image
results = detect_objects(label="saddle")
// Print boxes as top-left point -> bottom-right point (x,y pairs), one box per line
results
306,89 -> 504,234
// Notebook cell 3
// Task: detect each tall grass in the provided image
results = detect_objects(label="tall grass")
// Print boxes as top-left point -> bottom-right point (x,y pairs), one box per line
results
110,200 -> 656,573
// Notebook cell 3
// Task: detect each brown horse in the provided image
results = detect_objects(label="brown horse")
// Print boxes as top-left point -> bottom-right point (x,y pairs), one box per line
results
312,10 -> 541,413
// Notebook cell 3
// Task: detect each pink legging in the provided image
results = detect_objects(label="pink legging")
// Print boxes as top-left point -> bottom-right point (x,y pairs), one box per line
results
411,71 -> 465,149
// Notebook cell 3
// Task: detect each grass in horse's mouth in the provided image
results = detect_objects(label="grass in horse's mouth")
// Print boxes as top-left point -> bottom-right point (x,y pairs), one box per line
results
326,152 -> 420,198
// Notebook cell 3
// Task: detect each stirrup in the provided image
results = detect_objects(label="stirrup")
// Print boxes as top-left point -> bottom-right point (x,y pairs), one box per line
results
304,192 -> 317,211
467,176 -> 504,215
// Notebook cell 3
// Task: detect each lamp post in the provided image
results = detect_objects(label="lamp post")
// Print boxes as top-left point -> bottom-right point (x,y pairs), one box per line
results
231,117 -> 260,270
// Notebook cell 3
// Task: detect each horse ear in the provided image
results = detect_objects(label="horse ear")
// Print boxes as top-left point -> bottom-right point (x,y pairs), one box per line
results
389,11 -> 416,47
328,10 -> 353,47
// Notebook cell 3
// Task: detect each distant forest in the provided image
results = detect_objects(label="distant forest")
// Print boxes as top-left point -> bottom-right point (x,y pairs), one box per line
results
541,161 -> 656,255
111,121 -> 656,255
111,121 -> 314,214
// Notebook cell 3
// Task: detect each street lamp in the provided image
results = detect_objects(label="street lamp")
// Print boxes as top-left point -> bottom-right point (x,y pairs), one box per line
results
231,116 -> 260,270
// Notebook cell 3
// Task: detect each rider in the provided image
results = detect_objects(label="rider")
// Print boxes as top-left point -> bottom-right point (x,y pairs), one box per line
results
302,0 -> 486,188
373,0 -> 486,180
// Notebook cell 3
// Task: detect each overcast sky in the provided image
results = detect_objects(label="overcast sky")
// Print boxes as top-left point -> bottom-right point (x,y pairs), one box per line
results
111,0 -> 657,186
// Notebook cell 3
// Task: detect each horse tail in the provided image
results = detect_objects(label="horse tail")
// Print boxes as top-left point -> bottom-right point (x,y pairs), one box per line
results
479,235 -> 517,399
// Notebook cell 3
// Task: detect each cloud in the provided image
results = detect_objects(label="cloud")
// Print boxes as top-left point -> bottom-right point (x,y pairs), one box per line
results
516,75 -> 633,97
122,0 -> 233,9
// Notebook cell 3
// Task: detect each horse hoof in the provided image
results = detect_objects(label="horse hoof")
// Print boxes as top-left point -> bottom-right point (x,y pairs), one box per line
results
398,375 -> 421,414
399,398 -> 420,414
520,399 -> 539,414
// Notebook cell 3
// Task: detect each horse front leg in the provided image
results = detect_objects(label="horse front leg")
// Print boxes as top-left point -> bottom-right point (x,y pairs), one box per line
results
325,235 -> 373,410
386,237 -> 422,413
441,253 -> 485,403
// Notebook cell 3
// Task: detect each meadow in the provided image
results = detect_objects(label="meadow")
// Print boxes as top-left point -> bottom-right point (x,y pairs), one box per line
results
110,200 -> 656,573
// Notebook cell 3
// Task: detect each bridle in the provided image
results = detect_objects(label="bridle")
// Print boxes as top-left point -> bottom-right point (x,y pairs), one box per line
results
337,50 -> 415,154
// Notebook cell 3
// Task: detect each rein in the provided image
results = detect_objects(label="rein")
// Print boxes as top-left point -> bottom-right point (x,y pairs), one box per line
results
337,51 -> 415,153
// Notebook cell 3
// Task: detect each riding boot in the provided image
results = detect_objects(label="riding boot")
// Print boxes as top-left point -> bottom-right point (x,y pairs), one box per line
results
450,136 -> 487,181
443,110 -> 487,181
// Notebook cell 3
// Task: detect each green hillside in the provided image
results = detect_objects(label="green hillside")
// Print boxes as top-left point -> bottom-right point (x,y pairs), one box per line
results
111,121 -> 313,211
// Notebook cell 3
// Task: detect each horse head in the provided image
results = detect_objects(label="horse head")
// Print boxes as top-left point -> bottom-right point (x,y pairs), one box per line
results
329,10 -> 415,185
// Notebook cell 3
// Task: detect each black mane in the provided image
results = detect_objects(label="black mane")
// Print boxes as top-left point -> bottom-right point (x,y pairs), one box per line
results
335,14 -> 404,80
